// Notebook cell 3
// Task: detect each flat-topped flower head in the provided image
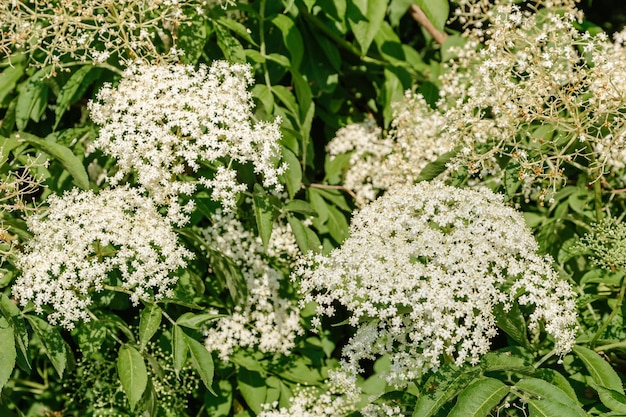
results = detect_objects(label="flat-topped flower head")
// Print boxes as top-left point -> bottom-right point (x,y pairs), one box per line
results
89,61 -> 285,211
296,182 -> 577,386
13,186 -> 192,329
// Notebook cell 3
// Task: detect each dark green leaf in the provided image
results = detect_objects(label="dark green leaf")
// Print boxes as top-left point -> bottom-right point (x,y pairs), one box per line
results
415,149 -> 458,183
237,367 -> 267,414
347,0 -> 387,53
172,324 -> 188,377
117,344 -> 148,409
447,377 -> 509,417
413,365 -> 481,417
0,294 -> 30,373
0,62 -> 26,104
287,214 -> 321,253
272,14 -> 304,68
494,303 -> 529,347
527,398 -> 588,417
16,67 -> 49,130
515,378 -> 583,410
54,66 -> 102,129
284,200 -> 315,216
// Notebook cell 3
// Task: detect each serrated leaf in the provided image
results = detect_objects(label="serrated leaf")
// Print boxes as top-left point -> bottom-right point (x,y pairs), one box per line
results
0,317 -> 16,393
596,385 -> 626,413
14,132 -> 89,189
184,332 -> 215,394
573,345 -> 624,394
447,377 -> 509,417
527,398 -> 588,417
413,365 -> 480,417
25,315 -> 67,377
515,378 -> 583,411
117,344 -> 148,409
139,304 -> 162,350
253,184 -> 274,249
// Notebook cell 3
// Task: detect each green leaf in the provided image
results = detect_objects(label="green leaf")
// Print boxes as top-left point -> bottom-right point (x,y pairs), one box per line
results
414,0 -> 450,33
215,24 -> 246,63
177,16 -> 208,64
347,0 -> 387,54
14,132 -> 89,189
413,365 -> 481,417
284,200 -> 315,216
573,345 -> 624,394
172,324 -> 188,377
208,248 -> 247,305
287,214 -> 321,253
0,62 -> 26,104
0,317 -> 16,393
326,204 -> 349,243
54,65 -> 102,129
0,294 -> 30,373
447,377 -> 509,417
415,149 -> 458,182
527,399 -> 588,417
117,344 -> 148,409
494,303 -> 529,347
16,67 -> 49,130
176,312 -> 223,329
515,378 -> 583,411
237,367 -> 267,414
25,315 -> 67,377
596,385 -> 626,413
272,14 -> 304,69
253,184 -> 274,250
139,303 -> 162,350
205,379 -> 233,416
184,332 -> 215,394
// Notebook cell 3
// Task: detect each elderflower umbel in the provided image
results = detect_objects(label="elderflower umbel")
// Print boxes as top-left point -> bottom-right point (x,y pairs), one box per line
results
88,61 -> 285,211
13,187 -> 192,329
296,182 -> 577,387
203,211 -> 302,360
0,0 -> 196,73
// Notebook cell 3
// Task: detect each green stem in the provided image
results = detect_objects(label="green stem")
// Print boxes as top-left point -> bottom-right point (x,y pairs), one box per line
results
533,350 -> 555,369
258,0 -> 272,89
594,341 -> 626,352
590,275 -> 626,347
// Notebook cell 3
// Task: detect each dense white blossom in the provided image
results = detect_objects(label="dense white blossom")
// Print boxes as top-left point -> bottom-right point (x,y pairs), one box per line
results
89,61 -> 285,211
296,182 -> 577,387
203,211 -> 302,359
13,187 -> 192,329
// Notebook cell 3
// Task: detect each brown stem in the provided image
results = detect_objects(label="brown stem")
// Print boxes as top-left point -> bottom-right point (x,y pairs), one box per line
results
410,4 -> 448,45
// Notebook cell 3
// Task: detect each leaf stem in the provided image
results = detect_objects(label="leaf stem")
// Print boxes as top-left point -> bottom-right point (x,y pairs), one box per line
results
409,5 -> 448,45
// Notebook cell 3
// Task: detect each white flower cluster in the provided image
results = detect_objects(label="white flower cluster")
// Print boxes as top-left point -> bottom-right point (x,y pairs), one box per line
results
89,61 -> 285,211
439,1 -> 626,199
13,187 -> 192,329
0,0 -> 194,72
296,182 -> 577,387
326,94 -> 453,204
203,211 -> 302,360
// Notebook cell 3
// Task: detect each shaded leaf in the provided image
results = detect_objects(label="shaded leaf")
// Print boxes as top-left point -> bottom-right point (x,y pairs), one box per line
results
0,317 -> 16,392
447,377 -> 509,417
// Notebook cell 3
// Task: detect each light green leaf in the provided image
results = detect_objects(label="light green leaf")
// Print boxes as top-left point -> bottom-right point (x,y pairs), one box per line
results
284,200 -> 315,216
327,205 -> 349,244
0,317 -> 16,393
139,303 -> 162,350
14,132 -> 89,189
287,214 -> 321,253
0,294 -> 29,373
596,385 -> 626,413
253,184 -> 274,250
184,332 -> 215,394
347,0 -> 387,54
25,315 -> 67,377
117,344 -> 148,409
573,345 -> 624,394
527,398 -> 588,417
176,312 -> 223,329
414,0 -> 450,32
447,377 -> 509,417
515,378 -> 584,412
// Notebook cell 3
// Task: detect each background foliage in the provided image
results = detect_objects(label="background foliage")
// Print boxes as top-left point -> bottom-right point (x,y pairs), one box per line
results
1,0 -> 626,416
